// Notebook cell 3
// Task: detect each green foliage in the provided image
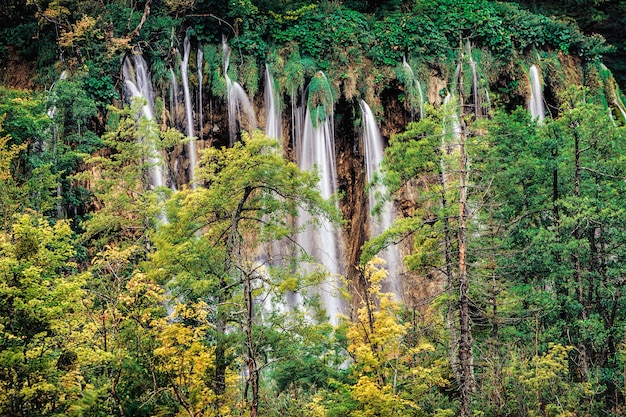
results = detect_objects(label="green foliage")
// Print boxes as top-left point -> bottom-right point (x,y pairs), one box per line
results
307,72 -> 334,127
472,87 -> 626,415
0,87 -> 49,146
149,131 -> 341,414
1,1 -> 626,416
275,46 -> 317,97
0,89 -> 59,217
0,213 -> 84,416
361,106 -> 447,267
368,12 -> 448,67
78,101 -> 180,249
311,259 -> 453,417
270,4 -> 368,69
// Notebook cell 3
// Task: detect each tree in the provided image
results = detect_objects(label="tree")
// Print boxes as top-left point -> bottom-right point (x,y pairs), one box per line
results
361,100 -> 479,415
72,100 -> 185,416
0,89 -> 58,222
475,86 -> 626,414
150,130 -> 339,416
0,214 -> 86,416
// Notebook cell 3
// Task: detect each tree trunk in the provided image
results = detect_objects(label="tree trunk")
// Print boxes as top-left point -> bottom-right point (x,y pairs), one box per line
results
214,282 -> 228,417
458,116 -> 474,417
244,270 -> 259,417
572,128 -> 589,380
457,37 -> 475,417
439,161 -> 460,385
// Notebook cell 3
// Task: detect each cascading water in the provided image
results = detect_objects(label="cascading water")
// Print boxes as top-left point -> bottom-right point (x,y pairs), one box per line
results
197,45 -> 204,141
614,93 -> 626,122
360,100 -> 402,298
441,93 -> 461,158
528,65 -> 545,122
222,38 -> 257,145
180,33 -> 197,188
264,65 -> 281,141
600,64 -> 626,123
169,67 -> 181,127
296,73 -> 344,325
402,57 -> 425,120
124,54 -> 179,315
47,70 -> 68,120
461,42 -> 491,118
469,56 -> 480,117
292,96 -> 306,160
47,70 -> 69,218
122,53 -> 165,192
261,66 -> 286,271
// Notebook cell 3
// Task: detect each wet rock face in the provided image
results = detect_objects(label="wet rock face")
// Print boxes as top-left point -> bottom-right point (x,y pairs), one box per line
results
334,95 -> 369,315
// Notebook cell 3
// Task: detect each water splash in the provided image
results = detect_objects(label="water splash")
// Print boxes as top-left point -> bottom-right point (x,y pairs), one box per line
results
264,64 -> 281,141
360,100 -> 402,298
223,37 -> 257,146
528,65 -> 545,122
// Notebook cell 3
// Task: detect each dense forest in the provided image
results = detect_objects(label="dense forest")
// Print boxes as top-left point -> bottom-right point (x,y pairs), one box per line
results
2,0 -> 626,416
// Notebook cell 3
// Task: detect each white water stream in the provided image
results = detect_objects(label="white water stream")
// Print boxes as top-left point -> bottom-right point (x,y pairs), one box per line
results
295,75 -> 344,324
360,100 -> 402,298
122,53 -> 165,192
264,64 -> 281,141
529,65 -> 545,122
181,33 -> 197,187
223,38 -> 257,145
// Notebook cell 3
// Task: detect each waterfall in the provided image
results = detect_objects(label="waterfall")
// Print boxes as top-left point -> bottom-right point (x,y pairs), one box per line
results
264,65 -> 281,141
469,55 -> 480,117
122,53 -> 165,191
223,38 -> 257,145
292,94 -> 305,159
296,74 -> 344,325
443,93 -> 462,159
47,70 -> 68,218
402,57 -> 425,120
47,70 -> 68,120
528,65 -> 545,122
197,45 -> 204,140
181,33 -> 196,188
614,93 -> 626,122
600,64 -> 626,123
464,41 -> 480,117
360,100 -> 402,298
169,66 -> 181,127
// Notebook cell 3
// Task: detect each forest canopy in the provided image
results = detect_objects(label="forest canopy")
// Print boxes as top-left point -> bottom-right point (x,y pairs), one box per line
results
1,1 -> 626,416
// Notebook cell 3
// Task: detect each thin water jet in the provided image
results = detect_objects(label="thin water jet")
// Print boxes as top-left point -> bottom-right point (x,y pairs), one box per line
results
402,57 -> 425,120
181,33 -> 197,188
